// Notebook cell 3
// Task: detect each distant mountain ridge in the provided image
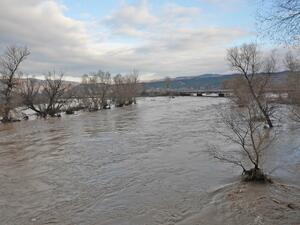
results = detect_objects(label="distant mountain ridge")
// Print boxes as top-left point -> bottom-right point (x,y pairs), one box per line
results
143,72 -> 288,90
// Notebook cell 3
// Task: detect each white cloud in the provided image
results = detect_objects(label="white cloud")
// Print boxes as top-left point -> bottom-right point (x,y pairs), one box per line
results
0,1 -> 97,69
0,0 -> 251,80
107,2 -> 158,27
104,1 -> 158,38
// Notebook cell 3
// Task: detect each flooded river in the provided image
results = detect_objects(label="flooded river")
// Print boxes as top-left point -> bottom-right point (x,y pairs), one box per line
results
0,97 -> 299,225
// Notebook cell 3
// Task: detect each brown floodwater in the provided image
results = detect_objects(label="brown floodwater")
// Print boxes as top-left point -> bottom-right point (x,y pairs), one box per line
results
0,97 -> 299,225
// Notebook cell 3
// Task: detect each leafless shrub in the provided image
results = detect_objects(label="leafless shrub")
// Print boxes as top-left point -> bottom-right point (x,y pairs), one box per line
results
209,101 -> 276,182
112,74 -> 124,107
19,77 -> 42,113
113,70 -> 141,107
125,69 -> 141,104
20,72 -> 70,117
0,46 -> 30,122
81,70 -> 112,111
284,51 -> 300,72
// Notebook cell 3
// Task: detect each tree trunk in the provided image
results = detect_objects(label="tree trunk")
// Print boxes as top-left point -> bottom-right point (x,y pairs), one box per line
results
242,167 -> 267,182
246,77 -> 273,128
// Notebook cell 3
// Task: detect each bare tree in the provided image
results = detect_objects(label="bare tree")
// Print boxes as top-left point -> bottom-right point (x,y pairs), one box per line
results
113,71 -> 141,107
81,74 -> 101,111
0,46 -> 30,122
19,76 -> 42,115
284,51 -> 300,72
227,43 -> 276,128
42,72 -> 71,117
125,70 -> 140,104
284,51 -> 300,121
63,84 -> 81,114
285,51 -> 300,101
113,74 -> 126,107
20,72 -> 70,117
81,70 -> 112,111
257,0 -> 300,45
209,102 -> 275,181
99,71 -> 112,108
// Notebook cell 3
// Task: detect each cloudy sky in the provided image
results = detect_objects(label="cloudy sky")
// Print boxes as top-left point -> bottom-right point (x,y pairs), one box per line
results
0,0 -> 261,81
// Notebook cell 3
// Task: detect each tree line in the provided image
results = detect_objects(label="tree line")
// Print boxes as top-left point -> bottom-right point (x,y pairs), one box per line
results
0,46 -> 142,122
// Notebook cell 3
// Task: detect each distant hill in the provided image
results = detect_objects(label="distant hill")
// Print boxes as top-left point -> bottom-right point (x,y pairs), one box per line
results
143,72 -> 289,90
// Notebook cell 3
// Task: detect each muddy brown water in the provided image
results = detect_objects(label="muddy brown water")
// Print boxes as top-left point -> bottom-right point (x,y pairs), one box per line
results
0,97 -> 299,225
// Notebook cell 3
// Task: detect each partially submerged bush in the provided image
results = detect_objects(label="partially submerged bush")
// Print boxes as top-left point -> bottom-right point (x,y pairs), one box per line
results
209,102 -> 276,182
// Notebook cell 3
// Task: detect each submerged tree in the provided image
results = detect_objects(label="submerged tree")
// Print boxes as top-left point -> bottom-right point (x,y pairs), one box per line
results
0,46 -> 30,122
20,72 -> 70,117
284,51 -> 300,121
209,102 -> 275,182
112,74 -> 126,107
212,43 -> 279,181
125,70 -> 140,104
81,70 -> 112,111
113,70 -> 141,107
227,43 -> 276,128
19,77 -> 41,114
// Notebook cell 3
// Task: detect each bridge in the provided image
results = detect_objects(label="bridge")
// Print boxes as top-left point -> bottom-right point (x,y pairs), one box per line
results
176,89 -> 232,97
144,88 -> 296,98
174,88 -> 294,98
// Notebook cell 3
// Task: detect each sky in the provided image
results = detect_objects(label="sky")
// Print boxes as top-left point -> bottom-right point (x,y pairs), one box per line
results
0,0 -> 262,81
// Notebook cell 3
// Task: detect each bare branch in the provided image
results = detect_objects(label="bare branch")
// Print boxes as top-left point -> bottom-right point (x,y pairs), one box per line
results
0,45 -> 30,122
209,102 -> 276,179
227,43 -> 274,128
257,0 -> 300,45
